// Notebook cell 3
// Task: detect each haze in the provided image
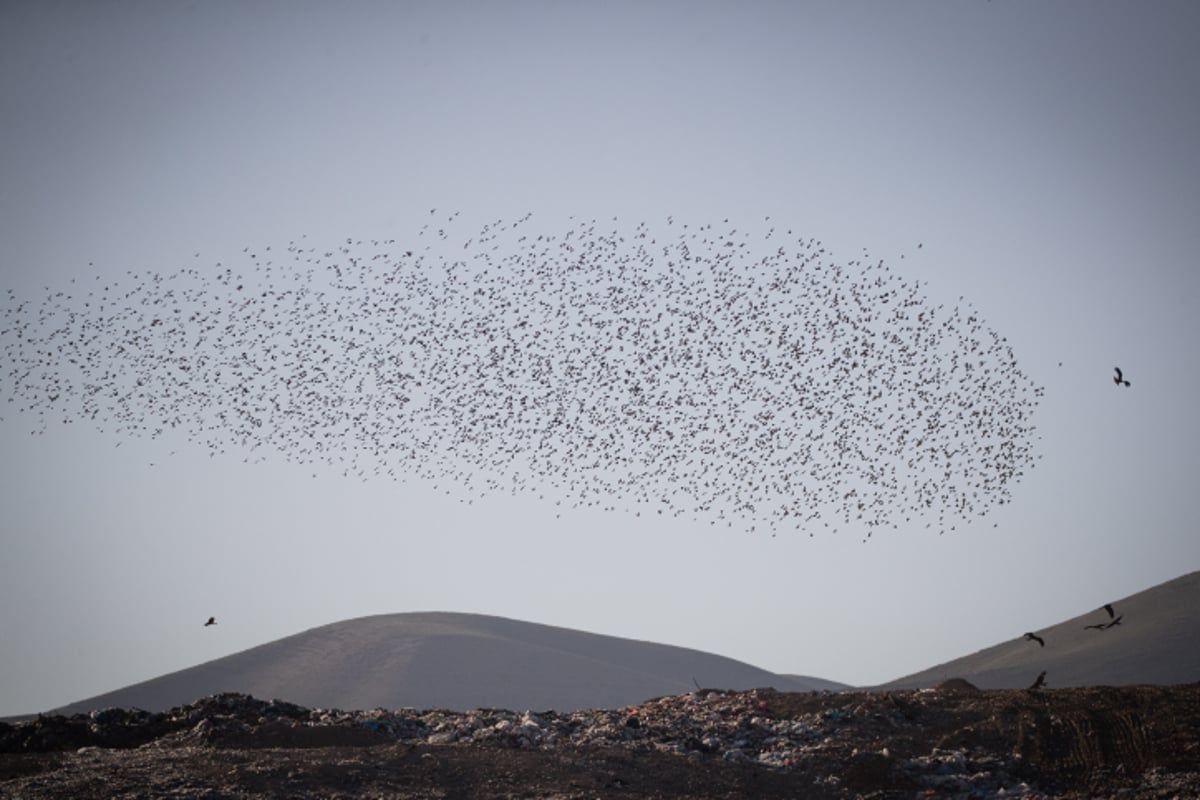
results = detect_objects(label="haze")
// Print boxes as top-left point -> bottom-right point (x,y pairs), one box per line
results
2,1 -> 1199,716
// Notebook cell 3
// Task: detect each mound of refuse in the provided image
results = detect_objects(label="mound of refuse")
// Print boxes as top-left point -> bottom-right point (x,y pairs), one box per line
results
4,685 -> 1200,799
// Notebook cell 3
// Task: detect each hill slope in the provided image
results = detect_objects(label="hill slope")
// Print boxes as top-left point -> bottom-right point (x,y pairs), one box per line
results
878,570 -> 1200,689
47,612 -> 845,715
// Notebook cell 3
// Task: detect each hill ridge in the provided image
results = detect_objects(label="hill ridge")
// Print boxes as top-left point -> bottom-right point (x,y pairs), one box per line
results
877,570 -> 1200,689
44,611 -> 847,716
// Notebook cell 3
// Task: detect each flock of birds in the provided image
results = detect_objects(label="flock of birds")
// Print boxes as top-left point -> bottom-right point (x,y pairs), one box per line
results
1,212 -> 1044,538
1023,603 -> 1126,689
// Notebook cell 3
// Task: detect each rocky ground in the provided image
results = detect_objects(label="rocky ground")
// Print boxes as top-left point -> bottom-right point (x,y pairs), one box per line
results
2,682 -> 1198,799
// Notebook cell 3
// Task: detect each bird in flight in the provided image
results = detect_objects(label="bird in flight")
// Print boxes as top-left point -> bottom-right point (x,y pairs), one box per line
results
1085,604 -> 1121,630
1028,671 -> 1046,690
204,617 -> 216,626
1113,367 -> 1130,387
1023,632 -> 1045,647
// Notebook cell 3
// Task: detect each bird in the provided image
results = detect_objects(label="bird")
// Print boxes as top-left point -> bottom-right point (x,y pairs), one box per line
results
1113,367 -> 1130,387
1023,632 -> 1044,647
1086,604 -> 1122,630
204,617 -> 216,626
1028,671 -> 1046,690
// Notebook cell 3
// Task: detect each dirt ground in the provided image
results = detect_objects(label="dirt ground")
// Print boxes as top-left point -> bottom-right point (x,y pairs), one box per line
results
3,683 -> 1198,799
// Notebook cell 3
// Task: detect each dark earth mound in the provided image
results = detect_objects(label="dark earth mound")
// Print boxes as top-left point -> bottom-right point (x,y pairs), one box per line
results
3,684 -> 1198,799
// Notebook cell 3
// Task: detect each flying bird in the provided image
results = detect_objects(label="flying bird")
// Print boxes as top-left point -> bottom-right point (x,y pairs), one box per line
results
1028,671 -> 1046,690
1113,367 -> 1130,387
204,617 -> 216,626
1086,604 -> 1122,630
1023,632 -> 1044,647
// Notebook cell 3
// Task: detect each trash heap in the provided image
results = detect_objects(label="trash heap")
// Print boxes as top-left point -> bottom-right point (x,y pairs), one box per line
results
1,689 -> 1063,797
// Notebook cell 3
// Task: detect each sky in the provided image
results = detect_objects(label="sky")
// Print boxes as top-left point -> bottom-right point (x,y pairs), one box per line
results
2,0 -> 1199,716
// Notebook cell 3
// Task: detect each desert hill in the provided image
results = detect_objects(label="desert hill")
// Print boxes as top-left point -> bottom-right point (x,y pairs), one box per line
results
878,570 -> 1200,689
45,612 -> 846,716
32,570 -> 1200,719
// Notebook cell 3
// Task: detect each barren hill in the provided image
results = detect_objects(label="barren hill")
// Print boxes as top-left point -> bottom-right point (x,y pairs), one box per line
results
45,612 -> 845,715
878,570 -> 1200,689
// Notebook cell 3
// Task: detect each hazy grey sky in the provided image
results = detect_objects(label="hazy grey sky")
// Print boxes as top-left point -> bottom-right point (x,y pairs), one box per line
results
2,1 -> 1199,716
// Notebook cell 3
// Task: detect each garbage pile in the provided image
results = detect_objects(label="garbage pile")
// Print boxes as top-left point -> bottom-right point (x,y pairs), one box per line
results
2,689 -> 1057,797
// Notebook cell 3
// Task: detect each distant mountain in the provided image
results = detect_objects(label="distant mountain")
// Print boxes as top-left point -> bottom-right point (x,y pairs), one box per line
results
47,613 -> 843,715
877,570 -> 1200,690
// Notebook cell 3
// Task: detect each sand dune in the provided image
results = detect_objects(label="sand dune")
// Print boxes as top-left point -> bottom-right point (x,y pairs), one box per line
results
46,613 -> 846,715
877,570 -> 1200,689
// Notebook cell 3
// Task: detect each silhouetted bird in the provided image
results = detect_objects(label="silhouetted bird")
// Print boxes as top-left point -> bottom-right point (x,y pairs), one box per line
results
204,617 -> 216,626
1086,604 -> 1122,631
1028,671 -> 1046,690
1113,368 -> 1130,387
1023,632 -> 1044,647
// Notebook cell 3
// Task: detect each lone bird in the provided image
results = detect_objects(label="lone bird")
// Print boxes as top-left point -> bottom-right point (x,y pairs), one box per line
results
1023,632 -> 1045,647
1029,671 -> 1047,690
1113,367 -> 1130,387
1085,604 -> 1122,630
204,617 -> 216,626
